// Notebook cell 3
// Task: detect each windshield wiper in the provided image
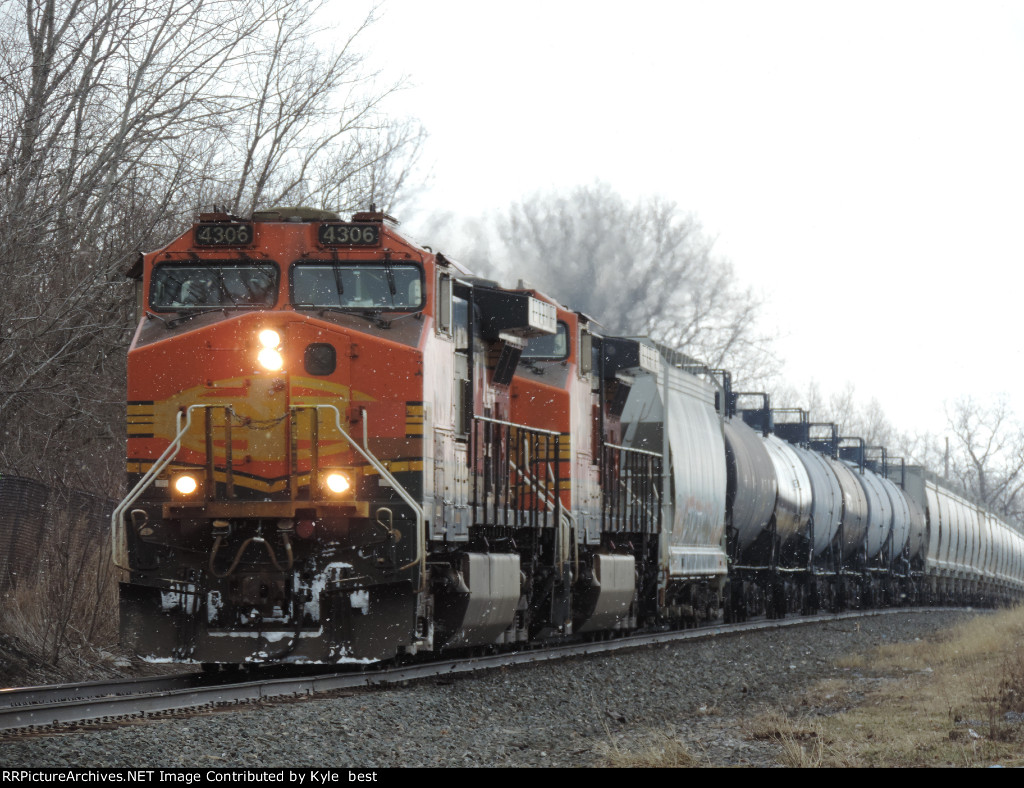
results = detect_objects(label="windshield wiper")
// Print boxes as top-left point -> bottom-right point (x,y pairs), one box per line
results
166,309 -> 218,328
332,263 -> 345,301
217,271 -> 243,308
520,357 -> 566,375
294,303 -> 421,330
385,310 -> 422,326
313,306 -> 390,329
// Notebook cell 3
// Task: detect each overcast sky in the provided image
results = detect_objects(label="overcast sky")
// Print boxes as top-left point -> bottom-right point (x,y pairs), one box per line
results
342,0 -> 1024,438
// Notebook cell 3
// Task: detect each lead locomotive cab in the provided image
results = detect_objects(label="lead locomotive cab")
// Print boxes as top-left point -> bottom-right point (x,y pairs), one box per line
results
116,207 -> 435,665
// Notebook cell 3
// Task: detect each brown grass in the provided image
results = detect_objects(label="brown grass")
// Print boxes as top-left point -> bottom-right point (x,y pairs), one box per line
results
751,607 -> 1024,767
743,710 -> 835,767
0,508 -> 121,680
598,736 -> 701,768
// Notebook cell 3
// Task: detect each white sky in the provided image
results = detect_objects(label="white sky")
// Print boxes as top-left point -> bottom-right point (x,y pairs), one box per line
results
340,0 -> 1024,439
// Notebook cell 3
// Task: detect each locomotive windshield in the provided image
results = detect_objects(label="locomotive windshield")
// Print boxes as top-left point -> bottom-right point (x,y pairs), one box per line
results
522,321 -> 569,360
291,262 -> 424,311
150,262 -> 278,310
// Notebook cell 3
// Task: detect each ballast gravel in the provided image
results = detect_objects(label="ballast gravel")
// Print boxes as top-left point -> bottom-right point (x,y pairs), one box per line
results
0,610 -> 972,767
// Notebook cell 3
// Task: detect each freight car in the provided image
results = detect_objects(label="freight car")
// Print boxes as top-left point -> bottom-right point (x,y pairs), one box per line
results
112,208 -> 1024,666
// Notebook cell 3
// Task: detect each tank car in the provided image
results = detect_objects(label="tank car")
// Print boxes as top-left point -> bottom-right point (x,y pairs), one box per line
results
716,383 -> 1024,617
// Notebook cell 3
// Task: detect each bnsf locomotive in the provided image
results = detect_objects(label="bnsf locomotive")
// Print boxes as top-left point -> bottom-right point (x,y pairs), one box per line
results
113,208 -> 1024,666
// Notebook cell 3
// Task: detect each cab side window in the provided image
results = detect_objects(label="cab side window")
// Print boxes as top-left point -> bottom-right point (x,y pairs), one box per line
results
437,274 -> 453,335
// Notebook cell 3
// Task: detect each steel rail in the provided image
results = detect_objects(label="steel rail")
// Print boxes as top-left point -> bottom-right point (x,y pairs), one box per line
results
0,607 -> 965,733
0,673 -> 202,711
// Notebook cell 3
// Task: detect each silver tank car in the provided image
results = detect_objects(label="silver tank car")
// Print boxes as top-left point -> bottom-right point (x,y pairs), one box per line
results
878,474 -> 912,561
829,460 -> 871,559
851,464 -> 894,560
762,435 -> 812,549
791,446 -> 843,557
722,416 -> 777,552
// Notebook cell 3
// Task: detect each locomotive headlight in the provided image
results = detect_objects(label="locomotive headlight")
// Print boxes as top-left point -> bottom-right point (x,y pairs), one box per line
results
324,472 -> 351,495
172,473 -> 200,497
256,328 -> 284,371
175,475 -> 198,494
258,329 -> 281,348
257,346 -> 284,371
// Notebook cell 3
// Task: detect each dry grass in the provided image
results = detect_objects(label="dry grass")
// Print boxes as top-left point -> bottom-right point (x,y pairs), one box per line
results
793,677 -> 857,710
752,607 -> 1024,767
0,509 -> 121,681
744,709 -> 821,742
598,736 -> 701,767
743,710 -> 835,767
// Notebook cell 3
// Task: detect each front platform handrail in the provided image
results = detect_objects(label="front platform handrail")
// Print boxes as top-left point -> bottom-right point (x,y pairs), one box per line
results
295,404 -> 426,588
112,403 -> 426,587
111,404 -> 215,570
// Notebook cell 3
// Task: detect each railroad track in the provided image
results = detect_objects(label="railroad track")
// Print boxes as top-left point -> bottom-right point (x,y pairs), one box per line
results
0,608 -> 960,733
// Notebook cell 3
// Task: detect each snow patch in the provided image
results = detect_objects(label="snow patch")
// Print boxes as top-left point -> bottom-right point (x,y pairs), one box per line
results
304,561 -> 355,620
350,589 -> 370,615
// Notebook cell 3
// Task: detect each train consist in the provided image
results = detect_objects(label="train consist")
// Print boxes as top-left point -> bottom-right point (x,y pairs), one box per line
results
113,208 -> 1024,666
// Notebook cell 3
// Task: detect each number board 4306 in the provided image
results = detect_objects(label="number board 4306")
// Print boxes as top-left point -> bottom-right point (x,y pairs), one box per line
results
194,223 -> 253,246
318,223 -> 380,246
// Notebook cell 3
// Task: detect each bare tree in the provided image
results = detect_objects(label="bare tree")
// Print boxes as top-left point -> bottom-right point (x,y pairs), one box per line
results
222,1 -> 424,215
820,383 -> 895,449
0,0 -> 422,493
946,396 -> 1024,523
478,183 -> 777,384
772,380 -> 941,469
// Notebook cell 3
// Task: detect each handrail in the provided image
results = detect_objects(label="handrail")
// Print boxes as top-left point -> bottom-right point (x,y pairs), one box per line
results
558,500 -> 579,581
474,413 -> 563,438
510,454 -> 577,581
293,404 -> 426,589
612,475 -> 660,523
601,441 -> 662,534
508,460 -> 557,510
602,441 -> 663,458
111,404 -> 215,570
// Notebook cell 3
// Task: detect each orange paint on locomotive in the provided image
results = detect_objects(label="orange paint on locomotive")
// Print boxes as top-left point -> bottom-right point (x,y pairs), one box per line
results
127,217 -> 430,504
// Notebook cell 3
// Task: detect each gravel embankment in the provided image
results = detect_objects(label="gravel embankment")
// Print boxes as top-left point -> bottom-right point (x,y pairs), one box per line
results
0,610 -> 972,767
